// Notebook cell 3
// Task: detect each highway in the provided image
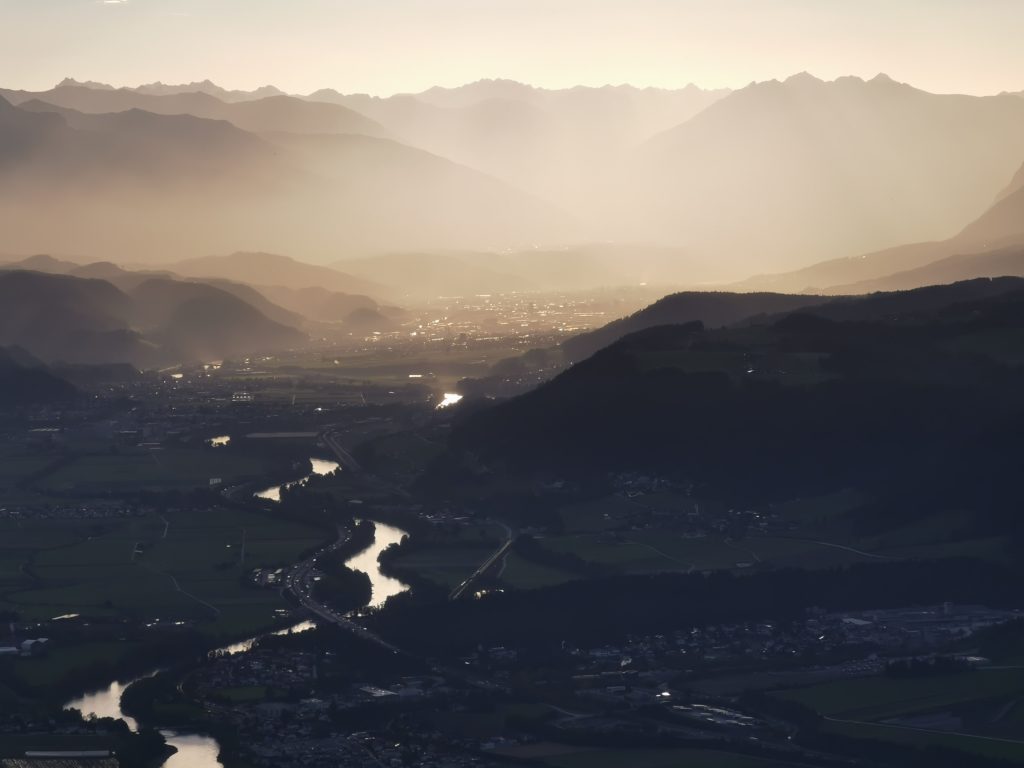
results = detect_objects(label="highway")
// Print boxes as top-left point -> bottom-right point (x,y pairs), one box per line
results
282,524 -> 401,654
321,429 -> 362,473
449,521 -> 514,600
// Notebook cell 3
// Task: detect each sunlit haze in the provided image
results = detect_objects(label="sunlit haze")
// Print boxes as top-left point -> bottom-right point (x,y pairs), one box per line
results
2,0 -> 1024,95
4,3 -> 1024,767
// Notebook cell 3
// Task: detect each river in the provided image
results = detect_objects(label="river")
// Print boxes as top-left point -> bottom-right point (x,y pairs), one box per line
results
254,457 -> 340,502
347,520 -> 409,608
64,519 -> 409,767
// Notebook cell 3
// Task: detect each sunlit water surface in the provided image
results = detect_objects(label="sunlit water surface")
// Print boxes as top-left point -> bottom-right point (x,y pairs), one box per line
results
255,457 -> 340,501
345,520 -> 410,608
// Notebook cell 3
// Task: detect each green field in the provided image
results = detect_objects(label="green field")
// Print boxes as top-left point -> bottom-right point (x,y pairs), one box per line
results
823,718 -> 1024,764
499,553 -> 576,589
0,454 -> 54,488
214,685 -> 269,703
775,670 -> 1024,763
0,506 -> 324,635
535,746 -> 790,768
775,669 -> 1024,721
557,496 -> 645,533
39,448 -> 276,493
539,530 -> 877,575
392,544 -> 496,587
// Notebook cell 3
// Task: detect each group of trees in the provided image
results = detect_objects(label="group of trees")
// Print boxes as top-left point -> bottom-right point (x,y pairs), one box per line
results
885,656 -> 972,679
442,294 -> 1024,544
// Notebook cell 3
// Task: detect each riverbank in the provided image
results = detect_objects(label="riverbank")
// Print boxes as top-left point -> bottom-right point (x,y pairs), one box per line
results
64,515 -> 412,768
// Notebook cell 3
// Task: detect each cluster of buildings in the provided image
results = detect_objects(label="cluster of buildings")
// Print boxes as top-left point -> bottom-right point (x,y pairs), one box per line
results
557,604 -> 1019,676
0,504 -> 146,521
604,474 -> 792,539
243,730 -> 507,768
179,648 -> 518,768
0,638 -> 49,658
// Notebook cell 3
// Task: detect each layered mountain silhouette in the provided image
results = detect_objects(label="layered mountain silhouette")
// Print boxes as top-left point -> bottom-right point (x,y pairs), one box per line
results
0,269 -> 304,366
130,278 -> 304,362
1,84 -> 386,136
623,73 -> 1024,274
314,79 -> 729,213
0,96 -> 572,261
131,80 -> 287,103
560,291 -> 833,362
254,285 -> 383,324
166,252 -> 382,296
8,73 -> 1024,291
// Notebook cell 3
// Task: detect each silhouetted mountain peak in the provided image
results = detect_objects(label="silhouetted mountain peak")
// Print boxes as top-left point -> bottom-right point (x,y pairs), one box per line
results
784,71 -> 824,87
57,77 -> 114,91
2,254 -> 80,273
133,80 -> 286,101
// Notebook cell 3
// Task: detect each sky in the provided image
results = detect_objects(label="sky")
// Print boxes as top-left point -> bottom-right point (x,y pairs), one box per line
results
2,0 -> 1024,96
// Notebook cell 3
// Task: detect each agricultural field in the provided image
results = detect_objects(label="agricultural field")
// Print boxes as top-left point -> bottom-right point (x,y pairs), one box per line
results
38,448 -> 279,494
775,669 -> 1024,721
390,545 -> 495,588
532,746 -> 791,768
0,453 -> 54,489
383,520 -> 506,588
498,553 -> 576,590
0,505 -> 325,635
537,530 -> 880,576
774,669 -> 1024,763
226,345 -> 525,390
540,486 -> 1011,577
823,719 -> 1024,764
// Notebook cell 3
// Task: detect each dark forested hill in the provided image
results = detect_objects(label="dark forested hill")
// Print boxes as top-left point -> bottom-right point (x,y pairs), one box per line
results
444,279 -> 1024,537
560,278 -> 1024,362
128,279 -> 305,362
0,346 -> 78,407
0,271 -> 305,366
560,291 -> 832,362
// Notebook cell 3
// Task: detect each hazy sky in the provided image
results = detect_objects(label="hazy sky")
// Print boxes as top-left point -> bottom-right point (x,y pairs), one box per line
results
2,0 -> 1023,96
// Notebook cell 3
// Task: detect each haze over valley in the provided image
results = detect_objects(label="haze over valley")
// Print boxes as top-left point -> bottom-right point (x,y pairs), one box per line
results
6,70 -> 1024,282
3,3 -> 1024,767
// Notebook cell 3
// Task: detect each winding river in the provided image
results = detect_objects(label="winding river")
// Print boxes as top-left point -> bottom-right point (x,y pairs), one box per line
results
254,457 -> 340,502
64,518 -> 409,767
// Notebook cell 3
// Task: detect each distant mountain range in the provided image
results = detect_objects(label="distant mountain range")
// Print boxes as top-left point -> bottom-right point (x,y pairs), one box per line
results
624,73 -> 1024,274
313,79 -> 730,216
6,74 -> 1024,295
165,252 -> 381,296
0,93 -> 572,262
1,84 -> 386,137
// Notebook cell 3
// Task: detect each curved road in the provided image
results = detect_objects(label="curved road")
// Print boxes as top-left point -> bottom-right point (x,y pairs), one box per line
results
283,524 -> 401,653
